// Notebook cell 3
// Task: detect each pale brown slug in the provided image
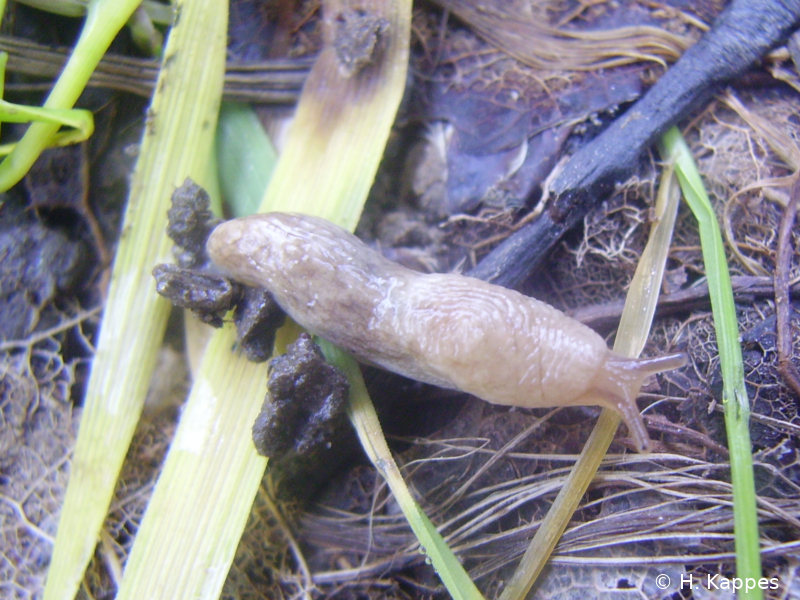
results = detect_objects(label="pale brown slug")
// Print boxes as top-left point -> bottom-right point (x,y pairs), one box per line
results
207,213 -> 686,452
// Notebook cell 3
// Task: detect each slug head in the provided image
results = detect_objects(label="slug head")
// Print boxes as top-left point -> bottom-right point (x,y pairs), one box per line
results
589,351 -> 687,452
206,216 -> 288,290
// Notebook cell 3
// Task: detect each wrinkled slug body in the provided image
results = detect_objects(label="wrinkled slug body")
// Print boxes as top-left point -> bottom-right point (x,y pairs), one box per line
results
207,213 -> 685,451
394,274 -> 610,407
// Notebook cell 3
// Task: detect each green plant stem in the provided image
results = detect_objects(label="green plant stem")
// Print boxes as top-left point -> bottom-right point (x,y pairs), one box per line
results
318,339 -> 485,600
14,0 -> 173,24
0,101 -> 93,153
0,0 -> 141,191
0,50 -> 6,139
660,126 -> 762,599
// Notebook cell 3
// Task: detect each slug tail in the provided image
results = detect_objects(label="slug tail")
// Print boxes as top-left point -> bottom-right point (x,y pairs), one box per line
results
590,352 -> 687,452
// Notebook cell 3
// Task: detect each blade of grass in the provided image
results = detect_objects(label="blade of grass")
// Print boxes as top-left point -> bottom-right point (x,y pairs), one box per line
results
216,101 -> 277,218
41,0 -> 227,598
660,125 -> 762,599
499,160 -> 683,600
318,339 -> 486,600
0,0 -> 141,192
12,0 -> 89,18
115,1 -> 412,598
127,5 -> 164,58
114,326 -> 271,600
258,0 -> 411,229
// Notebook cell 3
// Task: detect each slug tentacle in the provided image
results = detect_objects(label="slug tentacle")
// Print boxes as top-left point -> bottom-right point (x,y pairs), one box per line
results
583,352 -> 688,451
207,212 -> 686,453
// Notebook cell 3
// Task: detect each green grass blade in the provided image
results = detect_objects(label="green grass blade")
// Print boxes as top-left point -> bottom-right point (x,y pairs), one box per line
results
0,49 -> 7,139
115,327 -> 270,600
660,126 -> 762,599
318,339 -> 486,600
216,101 -> 277,218
13,0 -> 87,17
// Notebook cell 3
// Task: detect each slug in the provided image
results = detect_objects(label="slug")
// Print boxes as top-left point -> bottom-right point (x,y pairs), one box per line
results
207,213 -> 686,452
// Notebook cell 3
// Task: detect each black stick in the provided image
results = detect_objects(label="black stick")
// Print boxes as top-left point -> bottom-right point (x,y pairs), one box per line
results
469,0 -> 800,288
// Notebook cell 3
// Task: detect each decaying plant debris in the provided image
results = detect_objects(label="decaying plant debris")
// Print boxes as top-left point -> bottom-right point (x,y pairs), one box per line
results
2,0 -> 800,599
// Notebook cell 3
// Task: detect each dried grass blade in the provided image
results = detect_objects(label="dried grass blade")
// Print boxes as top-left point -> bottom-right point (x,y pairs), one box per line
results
499,160 -> 683,600
41,0 -> 227,599
258,0 -> 410,227
434,0 -> 690,71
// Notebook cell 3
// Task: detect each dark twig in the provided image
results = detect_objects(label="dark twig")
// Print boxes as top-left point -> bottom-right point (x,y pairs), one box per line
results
774,178 -> 800,400
469,0 -> 800,288
569,276 -> 800,332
